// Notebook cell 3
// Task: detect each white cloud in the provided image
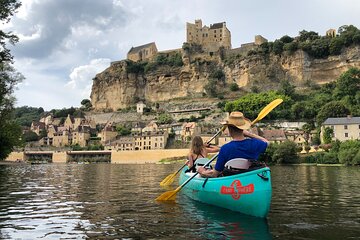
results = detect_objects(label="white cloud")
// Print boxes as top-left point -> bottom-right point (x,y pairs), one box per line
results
65,58 -> 110,92
6,0 -> 360,110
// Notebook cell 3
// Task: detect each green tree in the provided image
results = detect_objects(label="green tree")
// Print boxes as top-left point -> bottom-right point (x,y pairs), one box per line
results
273,40 -> 284,55
157,113 -> 173,124
316,101 -> 350,126
337,140 -> 360,165
22,131 -> 39,142
0,0 -> 23,160
81,99 -> 92,110
278,79 -> 295,97
272,141 -> 299,164
334,67 -> 360,99
322,127 -> 333,144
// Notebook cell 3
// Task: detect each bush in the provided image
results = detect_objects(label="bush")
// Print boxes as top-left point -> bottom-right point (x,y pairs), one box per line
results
272,141 -> 299,164
229,83 -> 239,91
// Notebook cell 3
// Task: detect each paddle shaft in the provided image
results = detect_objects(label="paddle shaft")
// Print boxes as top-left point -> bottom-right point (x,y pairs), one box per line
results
176,153 -> 219,191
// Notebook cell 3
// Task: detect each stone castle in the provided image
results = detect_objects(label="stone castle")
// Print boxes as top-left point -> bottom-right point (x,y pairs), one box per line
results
186,19 -> 232,52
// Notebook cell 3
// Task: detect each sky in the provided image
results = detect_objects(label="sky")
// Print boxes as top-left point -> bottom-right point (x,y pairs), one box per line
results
4,0 -> 360,110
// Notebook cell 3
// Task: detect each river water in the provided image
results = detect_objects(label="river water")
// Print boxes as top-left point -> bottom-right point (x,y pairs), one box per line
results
0,163 -> 359,239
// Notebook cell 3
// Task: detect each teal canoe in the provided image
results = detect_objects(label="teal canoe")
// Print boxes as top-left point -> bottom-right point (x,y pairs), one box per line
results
179,161 -> 272,218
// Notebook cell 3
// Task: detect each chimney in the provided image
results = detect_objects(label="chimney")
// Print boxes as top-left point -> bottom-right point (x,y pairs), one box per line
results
347,115 -> 352,119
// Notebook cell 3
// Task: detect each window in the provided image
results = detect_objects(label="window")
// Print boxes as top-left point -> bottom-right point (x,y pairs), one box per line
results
358,125 -> 360,129
344,125 -> 348,129
345,133 -> 348,137
155,143 -> 157,147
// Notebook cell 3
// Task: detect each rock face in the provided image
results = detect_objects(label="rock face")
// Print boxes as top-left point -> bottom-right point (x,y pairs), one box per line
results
90,46 -> 360,111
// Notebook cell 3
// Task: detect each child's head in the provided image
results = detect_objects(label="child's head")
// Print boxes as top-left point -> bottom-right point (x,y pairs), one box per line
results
191,136 -> 204,155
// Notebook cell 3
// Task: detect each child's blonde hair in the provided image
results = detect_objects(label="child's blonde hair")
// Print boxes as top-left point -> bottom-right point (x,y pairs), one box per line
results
191,136 -> 204,155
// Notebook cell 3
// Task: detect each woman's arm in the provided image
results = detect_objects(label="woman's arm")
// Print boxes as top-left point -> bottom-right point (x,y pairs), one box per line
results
204,144 -> 220,153
187,154 -> 194,167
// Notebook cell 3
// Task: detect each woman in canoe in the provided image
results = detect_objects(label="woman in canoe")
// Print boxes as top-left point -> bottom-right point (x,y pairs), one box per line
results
197,111 -> 269,177
187,136 -> 220,172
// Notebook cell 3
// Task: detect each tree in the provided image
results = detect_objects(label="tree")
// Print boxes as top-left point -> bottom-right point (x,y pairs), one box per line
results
81,99 -> 92,110
316,101 -> 350,126
0,0 -> 23,160
322,127 -> 333,144
334,67 -> 360,99
272,141 -> 299,164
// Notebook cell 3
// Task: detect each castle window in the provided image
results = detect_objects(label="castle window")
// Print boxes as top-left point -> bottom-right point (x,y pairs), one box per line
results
344,125 -> 348,130
214,30 -> 216,33
220,34 -> 222,37
214,35 -> 216,38
345,133 -> 348,137
220,38 -> 222,41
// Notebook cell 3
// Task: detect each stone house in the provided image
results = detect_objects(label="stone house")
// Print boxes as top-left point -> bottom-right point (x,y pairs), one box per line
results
127,42 -> 158,62
72,125 -> 91,147
137,101 -> 146,114
261,129 -> 287,144
133,131 -> 168,150
181,122 -> 201,142
186,19 -> 231,52
52,129 -> 71,147
100,125 -> 118,145
30,121 -> 46,135
321,116 -> 360,142
64,114 -> 75,130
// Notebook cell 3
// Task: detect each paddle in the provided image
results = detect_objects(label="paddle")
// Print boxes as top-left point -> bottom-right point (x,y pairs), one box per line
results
156,98 -> 283,201
156,153 -> 219,201
159,125 -> 226,187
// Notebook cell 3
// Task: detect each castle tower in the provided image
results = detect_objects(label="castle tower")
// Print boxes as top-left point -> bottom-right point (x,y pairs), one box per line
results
186,19 -> 231,52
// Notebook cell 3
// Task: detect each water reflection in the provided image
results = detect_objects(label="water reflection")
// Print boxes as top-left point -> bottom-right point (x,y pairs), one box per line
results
179,195 -> 272,239
0,164 -> 359,239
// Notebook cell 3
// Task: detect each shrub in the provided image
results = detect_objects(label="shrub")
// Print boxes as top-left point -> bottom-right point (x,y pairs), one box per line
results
272,141 -> 299,164
229,83 -> 239,91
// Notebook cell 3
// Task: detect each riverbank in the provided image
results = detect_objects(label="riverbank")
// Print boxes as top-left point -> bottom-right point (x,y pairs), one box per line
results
5,149 -> 189,164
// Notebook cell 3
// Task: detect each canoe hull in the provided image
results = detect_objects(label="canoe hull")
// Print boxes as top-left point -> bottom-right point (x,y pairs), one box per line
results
179,167 -> 272,218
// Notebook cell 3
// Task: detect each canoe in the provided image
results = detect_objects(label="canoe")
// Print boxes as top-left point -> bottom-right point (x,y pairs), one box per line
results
179,162 -> 272,218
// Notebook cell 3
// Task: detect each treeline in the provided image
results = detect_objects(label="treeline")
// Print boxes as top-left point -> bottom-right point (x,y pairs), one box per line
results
259,139 -> 360,166
126,52 -> 183,74
222,67 -> 360,127
14,106 -> 85,127
256,25 -> 360,58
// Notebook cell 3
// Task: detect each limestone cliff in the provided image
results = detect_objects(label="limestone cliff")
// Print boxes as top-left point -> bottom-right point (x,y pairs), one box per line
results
90,46 -> 360,111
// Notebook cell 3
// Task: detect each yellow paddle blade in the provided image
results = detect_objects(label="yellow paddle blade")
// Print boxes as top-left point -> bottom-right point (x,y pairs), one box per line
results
251,98 -> 283,125
156,187 -> 180,201
159,173 -> 176,187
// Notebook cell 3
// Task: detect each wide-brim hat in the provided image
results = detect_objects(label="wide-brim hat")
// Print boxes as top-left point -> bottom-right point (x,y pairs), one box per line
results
221,111 -> 251,130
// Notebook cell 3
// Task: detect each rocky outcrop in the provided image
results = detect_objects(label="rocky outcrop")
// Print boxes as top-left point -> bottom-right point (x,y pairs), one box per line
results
90,46 -> 360,111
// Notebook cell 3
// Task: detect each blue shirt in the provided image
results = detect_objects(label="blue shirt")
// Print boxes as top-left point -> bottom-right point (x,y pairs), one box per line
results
215,139 -> 268,172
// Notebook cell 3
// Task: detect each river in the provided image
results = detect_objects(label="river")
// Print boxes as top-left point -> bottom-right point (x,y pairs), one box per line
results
0,163 -> 359,239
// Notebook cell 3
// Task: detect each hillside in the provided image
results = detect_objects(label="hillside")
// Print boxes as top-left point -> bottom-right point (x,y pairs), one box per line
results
91,27 -> 360,112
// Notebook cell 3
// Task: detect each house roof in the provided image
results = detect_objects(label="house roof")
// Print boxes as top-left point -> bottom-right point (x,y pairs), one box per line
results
210,22 -> 225,29
128,42 -> 156,54
323,116 -> 360,125
262,129 -> 286,141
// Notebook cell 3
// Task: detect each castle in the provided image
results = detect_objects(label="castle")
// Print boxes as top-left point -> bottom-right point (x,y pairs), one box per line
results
186,19 -> 232,52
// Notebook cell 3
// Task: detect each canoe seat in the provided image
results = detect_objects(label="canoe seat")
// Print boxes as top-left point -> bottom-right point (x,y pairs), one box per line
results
225,158 -> 252,170
195,157 -> 212,169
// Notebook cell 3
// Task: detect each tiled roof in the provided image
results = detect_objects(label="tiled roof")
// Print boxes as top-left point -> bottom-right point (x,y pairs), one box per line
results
262,129 -> 286,141
128,42 -> 156,54
323,117 -> 360,125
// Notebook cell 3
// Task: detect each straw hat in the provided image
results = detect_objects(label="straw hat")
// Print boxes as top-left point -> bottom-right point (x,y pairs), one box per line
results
221,111 -> 251,130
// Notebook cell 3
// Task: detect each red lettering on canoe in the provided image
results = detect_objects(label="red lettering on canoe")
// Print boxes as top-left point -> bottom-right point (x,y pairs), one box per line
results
220,180 -> 254,200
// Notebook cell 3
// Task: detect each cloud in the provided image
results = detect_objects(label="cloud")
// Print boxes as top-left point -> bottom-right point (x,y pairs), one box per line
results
6,0 -> 360,110
65,58 -> 110,97
9,0 -> 128,59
